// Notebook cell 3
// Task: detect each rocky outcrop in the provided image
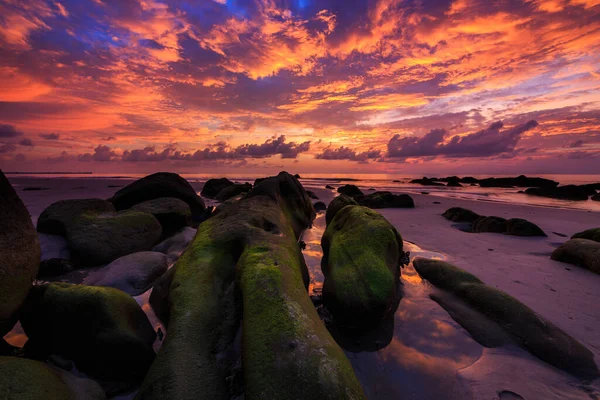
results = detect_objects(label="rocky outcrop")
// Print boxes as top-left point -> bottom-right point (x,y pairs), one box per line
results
201,178 -> 234,199
37,198 -> 115,236
336,184 -> 363,197
442,207 -> 546,237
314,201 -> 327,211
132,197 -> 192,237
551,239 -> 600,275
572,228 -> 600,242
354,191 -> 414,209
478,175 -> 558,188
410,177 -> 444,186
525,185 -> 589,201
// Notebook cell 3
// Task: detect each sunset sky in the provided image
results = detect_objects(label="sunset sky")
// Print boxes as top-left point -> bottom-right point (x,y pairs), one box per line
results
0,0 -> 599,175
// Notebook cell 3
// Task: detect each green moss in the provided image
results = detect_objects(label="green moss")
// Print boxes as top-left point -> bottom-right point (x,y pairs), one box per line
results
325,195 -> 358,225
0,357 -> 73,400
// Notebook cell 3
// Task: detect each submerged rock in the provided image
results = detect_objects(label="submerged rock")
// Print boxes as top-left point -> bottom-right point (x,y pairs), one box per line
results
354,191 -> 414,209
551,239 -> 600,275
306,190 -> 319,199
67,210 -> 162,266
110,172 -> 206,219
21,283 -> 156,382
525,185 -> 589,201
87,251 -> 168,296
37,198 -> 115,236
442,207 -> 481,223
413,258 -> 599,379
201,178 -> 234,199
321,205 -> 403,330
336,184 -> 363,197
132,197 -> 192,237
572,228 -> 600,242
215,183 -> 252,202
0,170 -> 40,336
325,195 -> 358,225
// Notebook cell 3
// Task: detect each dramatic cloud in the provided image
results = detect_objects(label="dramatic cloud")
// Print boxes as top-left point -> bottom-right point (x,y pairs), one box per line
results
316,146 -> 382,161
78,145 -> 117,162
0,124 -> 22,138
19,138 -> 34,146
40,133 -> 60,140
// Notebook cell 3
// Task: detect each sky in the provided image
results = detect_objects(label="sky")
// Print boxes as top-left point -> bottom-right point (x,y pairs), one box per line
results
0,0 -> 599,175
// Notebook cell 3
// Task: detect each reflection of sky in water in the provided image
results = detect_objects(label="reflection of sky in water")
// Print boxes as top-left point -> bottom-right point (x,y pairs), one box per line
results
302,218 -> 483,399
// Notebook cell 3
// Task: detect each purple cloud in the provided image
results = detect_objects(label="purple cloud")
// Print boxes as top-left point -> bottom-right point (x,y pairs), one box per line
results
316,146 -> 381,161
0,125 -> 22,138
78,145 -> 117,162
40,133 -> 60,140
19,138 -> 34,146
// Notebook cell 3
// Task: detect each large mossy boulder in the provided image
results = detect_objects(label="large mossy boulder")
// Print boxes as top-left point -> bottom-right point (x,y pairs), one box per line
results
551,239 -> 600,274
215,183 -> 252,202
21,283 -> 156,382
525,185 -> 589,201
354,191 -> 414,209
131,197 -> 191,237
137,172 -> 364,400
505,218 -> 546,237
572,228 -> 600,242
472,216 -> 508,233
37,199 -> 115,236
442,207 -> 481,223
0,170 -> 40,336
87,251 -> 168,296
337,184 -> 363,197
413,258 -> 599,379
67,210 -> 162,266
110,172 -> 205,218
321,205 -> 403,330
201,178 -> 234,199
326,195 -> 358,225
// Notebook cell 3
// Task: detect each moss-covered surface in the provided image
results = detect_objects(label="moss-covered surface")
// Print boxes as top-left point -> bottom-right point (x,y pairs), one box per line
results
37,198 -> 115,236
336,184 -> 363,197
0,357 -> 74,400
325,195 -> 358,225
0,170 -> 40,336
66,210 -> 162,265
137,173 -> 364,400
572,228 -> 600,243
321,205 -> 403,330
551,238 -> 600,275
131,197 -> 192,237
20,283 -> 156,382
413,257 -> 599,379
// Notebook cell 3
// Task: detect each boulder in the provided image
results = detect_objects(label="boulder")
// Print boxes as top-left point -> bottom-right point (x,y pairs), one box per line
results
460,177 -> 478,184
0,356 -> 106,400
336,184 -> 363,197
551,239 -> 600,274
38,258 -> 74,278
201,178 -> 234,199
442,207 -> 481,223
21,283 -> 156,382
572,228 -> 600,242
138,172 -> 364,400
215,183 -> 252,202
314,201 -> 327,211
67,210 -> 162,266
354,191 -> 414,209
306,190 -> 319,199
472,216 -> 508,233
131,197 -> 191,237
592,193 -> 600,201
149,267 -> 174,326
87,251 -> 168,296
152,227 -> 197,264
478,175 -> 558,188
578,183 -> 600,196
325,185 -> 335,189
39,233 -> 70,260
37,198 -> 115,236
505,218 -> 546,237
413,258 -> 599,379
321,205 -> 403,330
326,195 -> 359,225
110,172 -> 206,219
410,177 -> 444,186
525,185 -> 589,201
0,170 -> 40,336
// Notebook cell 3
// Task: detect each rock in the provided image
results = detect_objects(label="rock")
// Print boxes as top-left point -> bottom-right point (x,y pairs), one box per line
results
201,178 -> 234,199
23,187 -> 49,191
442,207 -> 481,223
110,172 -> 206,219
152,227 -> 197,263
215,183 -> 252,202
413,258 -> 599,379
326,195 -> 359,225
472,216 -> 508,233
478,175 -> 558,188
525,185 -> 589,201
578,183 -> 600,196
591,193 -> 600,201
336,184 -> 363,197
306,190 -> 319,200
314,201 -> 327,211
149,267 -> 175,326
551,239 -> 600,275
131,197 -> 192,237
572,228 -> 600,242
325,185 -> 335,189
38,258 -> 74,278
37,198 -> 115,236
67,210 -> 162,266
447,180 -> 462,187
21,283 -> 156,382
138,172 -> 364,400
0,356 -> 106,400
410,177 -> 444,186
460,177 -> 479,184
505,218 -> 546,237
321,205 -> 403,330
0,170 -> 40,336
354,191 -> 414,209
86,251 -> 168,296
39,233 -> 70,260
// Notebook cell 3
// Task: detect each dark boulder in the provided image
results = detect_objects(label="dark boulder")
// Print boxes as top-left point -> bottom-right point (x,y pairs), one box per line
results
110,172 -> 205,218
21,283 -> 156,381
153,226 -> 197,264
460,177 -> 478,184
479,175 -> 558,188
326,195 -> 359,225
592,193 -> 600,201
572,228 -> 600,242
306,190 -> 319,200
215,182 -> 252,202
551,239 -> 600,275
354,191 -> 415,209
337,184 -> 363,197
0,170 -> 40,336
505,218 -> 546,237
472,216 -> 508,233
201,178 -> 235,199
325,185 -> 335,189
37,198 -> 115,236
442,207 -> 481,223
314,201 -> 327,211
410,177 -> 444,186
131,197 -> 192,237
38,258 -> 74,278
525,185 -> 589,201
578,183 -> 600,196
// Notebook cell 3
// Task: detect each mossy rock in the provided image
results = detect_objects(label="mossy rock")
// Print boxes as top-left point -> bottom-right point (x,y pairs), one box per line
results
472,216 -> 508,233
110,172 -> 206,219
137,174 -> 364,400
572,228 -> 600,243
37,198 -> 115,236
66,210 -> 162,266
321,205 -> 403,330
442,207 -> 481,223
325,195 -> 358,225
215,183 -> 252,202
551,239 -> 600,274
336,184 -> 363,197
0,170 -> 40,336
505,218 -> 546,237
413,258 -> 599,379
132,197 -> 192,237
20,283 -> 156,382
354,191 -> 414,209
201,178 -> 234,199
